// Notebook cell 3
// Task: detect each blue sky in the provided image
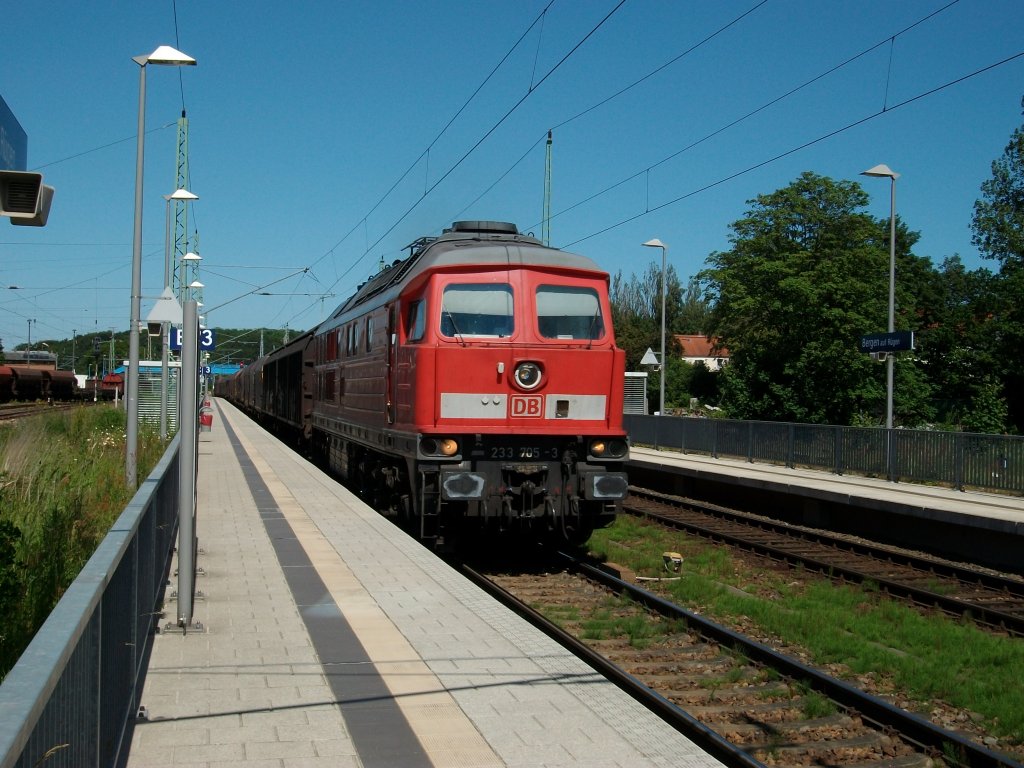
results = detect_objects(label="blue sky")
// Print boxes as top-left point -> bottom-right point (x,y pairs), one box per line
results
2,0 -> 1022,362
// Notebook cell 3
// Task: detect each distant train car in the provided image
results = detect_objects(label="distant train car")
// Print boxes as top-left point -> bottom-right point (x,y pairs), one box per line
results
227,332 -> 314,445
100,373 -> 123,400
225,221 -> 629,549
0,366 -> 14,403
44,370 -> 78,401
0,365 -> 82,403
10,367 -> 45,401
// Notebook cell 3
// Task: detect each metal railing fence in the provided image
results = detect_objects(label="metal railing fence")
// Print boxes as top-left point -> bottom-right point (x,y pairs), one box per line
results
0,435 -> 180,768
625,414 -> 1024,494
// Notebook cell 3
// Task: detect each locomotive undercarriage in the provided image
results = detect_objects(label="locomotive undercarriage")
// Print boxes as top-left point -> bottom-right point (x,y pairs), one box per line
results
318,430 -> 625,549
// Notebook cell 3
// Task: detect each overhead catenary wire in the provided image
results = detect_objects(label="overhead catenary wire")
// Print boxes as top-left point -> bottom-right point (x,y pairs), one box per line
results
302,0 -> 965,325
292,0 -> 629,329
561,48 -> 1024,249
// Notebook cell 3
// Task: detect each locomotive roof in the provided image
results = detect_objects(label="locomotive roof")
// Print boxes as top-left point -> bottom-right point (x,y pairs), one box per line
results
326,221 -> 604,323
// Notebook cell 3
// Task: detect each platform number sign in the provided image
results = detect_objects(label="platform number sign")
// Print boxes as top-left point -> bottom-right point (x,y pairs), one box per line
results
170,327 -> 216,351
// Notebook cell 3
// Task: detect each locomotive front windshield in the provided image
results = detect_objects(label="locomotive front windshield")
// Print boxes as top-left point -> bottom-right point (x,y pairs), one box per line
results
537,285 -> 604,340
438,282 -> 606,341
441,284 -> 514,338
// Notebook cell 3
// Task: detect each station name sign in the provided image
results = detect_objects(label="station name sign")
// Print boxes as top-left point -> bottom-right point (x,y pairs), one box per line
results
859,331 -> 914,353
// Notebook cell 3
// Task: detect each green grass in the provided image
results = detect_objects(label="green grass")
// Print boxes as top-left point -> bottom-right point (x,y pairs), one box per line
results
0,406 -> 164,678
588,516 -> 1024,748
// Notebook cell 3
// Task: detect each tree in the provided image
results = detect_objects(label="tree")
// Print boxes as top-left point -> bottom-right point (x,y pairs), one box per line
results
611,264 -> 717,412
702,172 -> 927,425
971,96 -> 1024,271
677,277 -> 712,335
971,97 -> 1024,431
610,262 -> 684,370
911,256 -> 1007,431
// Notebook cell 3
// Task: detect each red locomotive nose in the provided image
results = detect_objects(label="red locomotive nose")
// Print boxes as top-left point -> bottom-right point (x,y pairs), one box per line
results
225,220 -> 627,549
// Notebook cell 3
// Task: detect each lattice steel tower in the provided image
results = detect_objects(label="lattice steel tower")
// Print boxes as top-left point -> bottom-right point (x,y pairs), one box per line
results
173,111 -> 201,306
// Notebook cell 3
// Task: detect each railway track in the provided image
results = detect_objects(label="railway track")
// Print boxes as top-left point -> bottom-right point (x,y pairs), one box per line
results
465,555 -> 1022,768
0,402 -> 79,422
625,487 -> 1024,636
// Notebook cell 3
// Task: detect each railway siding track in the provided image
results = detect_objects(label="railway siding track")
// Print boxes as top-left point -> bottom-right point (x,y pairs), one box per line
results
465,557 -> 1022,768
626,487 -> 1024,636
0,402 -> 79,423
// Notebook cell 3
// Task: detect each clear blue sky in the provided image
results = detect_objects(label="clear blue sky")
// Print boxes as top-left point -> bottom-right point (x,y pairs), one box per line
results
2,0 -> 1022,362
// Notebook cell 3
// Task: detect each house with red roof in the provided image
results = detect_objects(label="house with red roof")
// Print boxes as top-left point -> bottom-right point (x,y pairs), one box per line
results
674,334 -> 729,368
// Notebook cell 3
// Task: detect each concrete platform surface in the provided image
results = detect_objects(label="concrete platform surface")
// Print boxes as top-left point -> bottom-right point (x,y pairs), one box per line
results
127,399 -> 725,768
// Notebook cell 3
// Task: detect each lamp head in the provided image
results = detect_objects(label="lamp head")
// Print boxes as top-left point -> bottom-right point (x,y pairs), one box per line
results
137,45 -> 197,66
642,238 -> 667,249
861,164 -> 899,180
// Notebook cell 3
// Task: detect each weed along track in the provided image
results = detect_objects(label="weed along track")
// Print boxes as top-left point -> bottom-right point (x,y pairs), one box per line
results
464,556 -> 1022,768
625,487 -> 1024,636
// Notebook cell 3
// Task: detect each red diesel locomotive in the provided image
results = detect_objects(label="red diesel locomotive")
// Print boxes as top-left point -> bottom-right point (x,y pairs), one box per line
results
224,221 -> 629,547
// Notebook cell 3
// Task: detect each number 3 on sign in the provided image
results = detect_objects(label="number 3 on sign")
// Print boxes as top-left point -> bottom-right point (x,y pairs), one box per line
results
171,327 -> 216,351
198,328 -> 215,350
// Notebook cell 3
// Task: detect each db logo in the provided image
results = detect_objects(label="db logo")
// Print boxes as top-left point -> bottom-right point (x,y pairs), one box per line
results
510,395 -> 543,418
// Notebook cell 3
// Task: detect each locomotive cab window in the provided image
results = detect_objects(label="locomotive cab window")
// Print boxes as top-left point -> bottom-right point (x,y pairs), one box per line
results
440,284 -> 514,338
536,285 -> 604,340
407,300 -> 426,342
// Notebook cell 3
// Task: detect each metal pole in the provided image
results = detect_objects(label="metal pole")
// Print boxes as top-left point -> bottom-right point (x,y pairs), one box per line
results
177,300 -> 199,629
126,58 -> 147,488
886,176 -> 896,432
161,197 -> 171,441
886,176 -> 896,480
659,244 -> 667,418
861,165 -> 900,480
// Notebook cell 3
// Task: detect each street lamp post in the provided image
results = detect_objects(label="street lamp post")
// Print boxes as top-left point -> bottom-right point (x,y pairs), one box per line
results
642,238 -> 668,417
126,45 -> 196,489
861,164 -> 899,481
860,164 -> 899,433
26,318 -> 34,367
162,189 -> 197,440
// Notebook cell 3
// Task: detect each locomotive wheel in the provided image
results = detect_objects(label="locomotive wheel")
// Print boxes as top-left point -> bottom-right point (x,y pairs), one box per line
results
558,497 -> 594,547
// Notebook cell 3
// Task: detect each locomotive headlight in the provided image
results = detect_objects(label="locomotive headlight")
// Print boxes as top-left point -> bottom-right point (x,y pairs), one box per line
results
513,361 -> 542,390
421,437 -> 460,457
590,438 -> 627,459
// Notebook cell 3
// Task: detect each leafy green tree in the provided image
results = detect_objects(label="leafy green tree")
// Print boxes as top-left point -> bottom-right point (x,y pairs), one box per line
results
961,376 -> 1010,434
610,262 -> 685,370
970,97 -> 1024,431
611,264 -> 719,412
910,257 -> 1006,431
971,97 -> 1024,271
702,171 -> 928,425
677,277 -> 712,335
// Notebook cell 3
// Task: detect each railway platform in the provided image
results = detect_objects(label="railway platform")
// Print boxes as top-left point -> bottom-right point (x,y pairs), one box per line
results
126,399 -> 725,768
628,446 -> 1024,573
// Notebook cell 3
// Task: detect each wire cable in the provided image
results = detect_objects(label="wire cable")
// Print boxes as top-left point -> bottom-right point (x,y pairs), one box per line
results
560,48 -> 1024,249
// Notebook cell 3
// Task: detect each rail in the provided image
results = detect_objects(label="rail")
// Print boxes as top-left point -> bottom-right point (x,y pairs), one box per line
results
625,414 -> 1024,494
0,436 -> 180,768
